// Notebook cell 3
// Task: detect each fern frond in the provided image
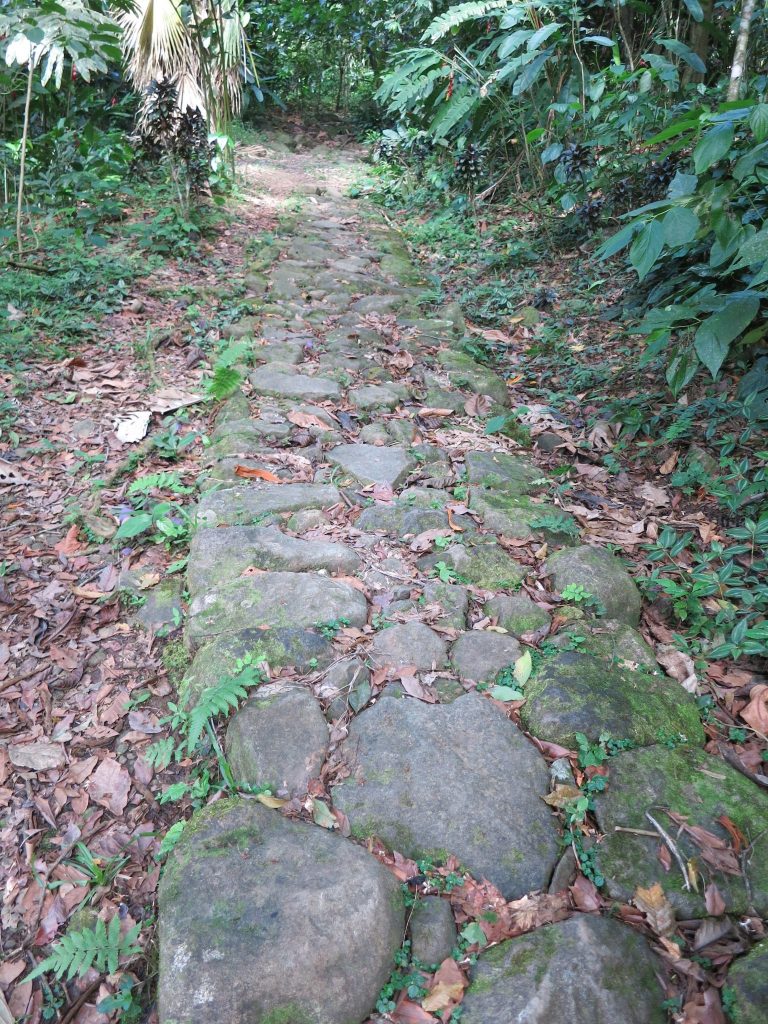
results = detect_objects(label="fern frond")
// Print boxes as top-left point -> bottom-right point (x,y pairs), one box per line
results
425,1 -> 512,43
216,340 -> 250,368
28,917 -> 142,982
206,365 -> 242,400
185,674 -> 250,752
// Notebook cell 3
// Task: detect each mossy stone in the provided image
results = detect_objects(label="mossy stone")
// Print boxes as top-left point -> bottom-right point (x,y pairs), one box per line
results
546,545 -> 642,626
462,916 -> 664,1023
520,651 -> 704,749
437,351 -> 508,405
727,941 -> 768,1024
485,593 -> 551,637
594,745 -> 768,916
418,538 -> 525,591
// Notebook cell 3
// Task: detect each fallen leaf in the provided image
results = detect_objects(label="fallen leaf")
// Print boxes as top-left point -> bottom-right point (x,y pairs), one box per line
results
256,793 -> 288,809
234,466 -> 281,482
114,410 -> 151,443
418,407 -> 453,418
288,410 -> 332,430
8,742 -> 66,771
391,999 -> 438,1023
659,451 -> 679,475
704,882 -> 726,916
634,883 -> 676,937
635,481 -> 669,507
656,647 -> 698,693
587,420 -> 614,450
740,684 -> 768,734
311,799 -> 337,829
422,958 -> 466,1013
446,508 -> 464,533
149,387 -> 204,414
570,874 -> 601,911
89,757 -> 131,816
54,524 -> 85,556
542,784 -> 581,809
464,394 -> 493,418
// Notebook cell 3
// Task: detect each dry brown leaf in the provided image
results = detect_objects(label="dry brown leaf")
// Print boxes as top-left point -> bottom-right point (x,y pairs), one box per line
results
392,999 -> 438,1024
659,451 -> 679,475
89,757 -> 131,816
541,784 -> 581,809
418,407 -> 453,418
635,481 -> 669,507
256,794 -> 287,809
570,874 -> 601,911
287,410 -> 332,430
8,742 -> 66,771
656,647 -> 698,693
634,882 -> 676,936
234,466 -> 281,482
54,524 -> 86,556
704,882 -> 726,916
422,958 -> 466,1013
740,684 -> 768,735
464,394 -> 493,418
149,388 -> 204,414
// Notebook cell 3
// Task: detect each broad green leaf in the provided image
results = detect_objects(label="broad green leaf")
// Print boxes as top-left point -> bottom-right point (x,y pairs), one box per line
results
527,23 -> 561,51
644,117 -> 700,147
430,93 -> 476,140
658,38 -> 706,73
114,513 -> 153,540
750,104 -> 768,143
694,295 -> 761,377
596,221 -> 637,260
498,28 -> 533,59
666,350 -> 699,397
732,227 -> 768,269
513,49 -> 551,95
311,799 -> 337,829
693,125 -> 734,173
629,219 -> 665,280
662,207 -> 699,247
485,414 -> 511,435
490,684 -> 525,701
667,172 -> 698,199
581,35 -> 616,47
513,650 -> 533,687
682,0 -> 704,19
460,922 -> 487,946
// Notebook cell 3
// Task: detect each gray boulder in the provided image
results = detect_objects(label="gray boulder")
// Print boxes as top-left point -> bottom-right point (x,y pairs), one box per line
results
250,364 -> 341,401
450,632 -> 522,682
409,897 -> 457,967
328,443 -> 415,488
462,915 -> 664,1024
187,572 -> 368,649
159,800 -> 404,1024
226,686 -> 328,796
369,622 -> 448,671
520,651 -> 704,749
333,694 -> 559,898
485,593 -> 550,637
727,941 -> 768,1024
187,525 -> 359,596
546,545 -> 642,625
197,483 -> 341,529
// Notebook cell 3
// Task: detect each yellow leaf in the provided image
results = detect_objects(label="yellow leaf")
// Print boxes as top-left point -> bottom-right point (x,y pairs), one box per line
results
634,883 -> 676,937
542,784 -> 582,809
422,982 -> 464,1013
256,794 -> 287,809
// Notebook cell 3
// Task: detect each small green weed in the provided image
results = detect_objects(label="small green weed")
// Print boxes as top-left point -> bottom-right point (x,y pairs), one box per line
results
314,617 -> 351,640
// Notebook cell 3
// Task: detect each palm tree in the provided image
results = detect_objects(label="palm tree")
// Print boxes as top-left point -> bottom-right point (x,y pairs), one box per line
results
115,0 -> 249,130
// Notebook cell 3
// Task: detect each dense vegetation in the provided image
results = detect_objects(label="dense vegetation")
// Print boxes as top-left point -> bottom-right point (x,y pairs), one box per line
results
2,2 -> 768,1022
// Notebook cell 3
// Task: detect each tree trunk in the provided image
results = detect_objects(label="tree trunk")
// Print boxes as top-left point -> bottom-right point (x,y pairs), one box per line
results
727,0 -> 757,100
683,0 -> 715,86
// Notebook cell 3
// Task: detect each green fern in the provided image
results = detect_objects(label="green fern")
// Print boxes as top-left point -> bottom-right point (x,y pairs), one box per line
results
185,674 -> 252,752
425,0 -> 511,43
216,340 -> 250,368
28,916 -> 142,982
206,365 -> 242,400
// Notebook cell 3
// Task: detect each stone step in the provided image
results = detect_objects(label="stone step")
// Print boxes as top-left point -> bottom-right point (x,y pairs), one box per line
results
187,524 -> 360,597
196,482 -> 341,528
187,571 -> 368,650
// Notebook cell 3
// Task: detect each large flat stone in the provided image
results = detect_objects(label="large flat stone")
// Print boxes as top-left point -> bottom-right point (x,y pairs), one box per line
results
328,444 -> 415,488
727,941 -> 768,1024
418,539 -> 525,591
187,572 -> 368,649
485,593 -> 551,637
226,686 -> 328,796
520,651 -> 704,749
368,622 -> 448,671
546,545 -> 642,625
450,632 -> 522,682
594,744 -> 768,917
159,800 -> 403,1024
463,916 -> 664,1024
197,483 -> 341,528
250,364 -> 341,401
465,451 -> 547,496
187,525 -> 359,596
333,694 -> 559,898
182,628 -> 333,707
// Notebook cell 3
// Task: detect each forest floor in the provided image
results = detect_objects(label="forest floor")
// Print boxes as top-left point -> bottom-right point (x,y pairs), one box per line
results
1,123 -> 766,1024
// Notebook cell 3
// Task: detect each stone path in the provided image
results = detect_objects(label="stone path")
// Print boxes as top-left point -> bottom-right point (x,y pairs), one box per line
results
158,145 -> 768,1024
